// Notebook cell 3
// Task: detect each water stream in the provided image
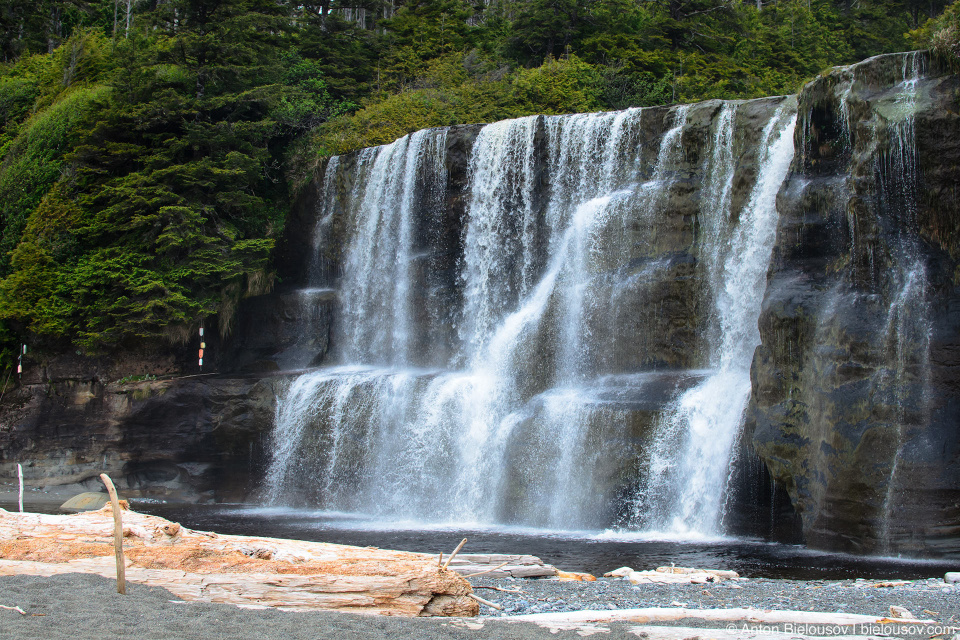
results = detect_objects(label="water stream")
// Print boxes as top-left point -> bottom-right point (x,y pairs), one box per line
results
628,107 -> 797,536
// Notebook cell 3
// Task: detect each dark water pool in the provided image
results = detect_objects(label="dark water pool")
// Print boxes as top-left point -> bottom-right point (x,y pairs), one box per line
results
103,503 -> 957,580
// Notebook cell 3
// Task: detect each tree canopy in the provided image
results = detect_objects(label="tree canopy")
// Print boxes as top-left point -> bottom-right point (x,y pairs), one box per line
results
0,0 -> 956,363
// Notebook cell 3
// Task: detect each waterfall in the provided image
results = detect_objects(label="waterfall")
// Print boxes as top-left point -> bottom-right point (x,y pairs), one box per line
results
338,129 -> 448,366
264,98 -> 799,534
627,106 -> 798,536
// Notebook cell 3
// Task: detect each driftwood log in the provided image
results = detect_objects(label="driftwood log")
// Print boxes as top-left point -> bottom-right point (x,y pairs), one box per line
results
444,553 -> 558,578
503,623 -> 913,640
0,507 -> 477,616
503,607 -> 937,626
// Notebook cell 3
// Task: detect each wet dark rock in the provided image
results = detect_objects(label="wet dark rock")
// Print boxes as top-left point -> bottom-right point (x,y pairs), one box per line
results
0,373 -> 283,502
748,52 -> 960,557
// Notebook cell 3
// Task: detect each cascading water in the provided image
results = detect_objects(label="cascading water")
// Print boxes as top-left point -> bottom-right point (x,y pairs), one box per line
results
263,98 -> 798,534
627,106 -> 798,536
338,128 -> 449,366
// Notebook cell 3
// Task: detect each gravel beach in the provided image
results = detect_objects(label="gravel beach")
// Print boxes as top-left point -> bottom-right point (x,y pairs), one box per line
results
2,572 -> 958,640
469,574 -> 960,620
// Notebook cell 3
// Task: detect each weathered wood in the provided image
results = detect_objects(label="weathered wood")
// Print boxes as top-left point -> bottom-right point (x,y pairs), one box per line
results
503,607 -> 937,626
0,604 -> 26,615
556,570 -> 596,581
553,624 -> 899,640
441,538 -> 467,570
446,553 -> 558,578
461,560 -> 510,578
606,566 -> 741,584
59,492 -> 110,512
99,474 -> 126,594
467,592 -> 502,610
0,507 -> 477,617
473,585 -> 522,593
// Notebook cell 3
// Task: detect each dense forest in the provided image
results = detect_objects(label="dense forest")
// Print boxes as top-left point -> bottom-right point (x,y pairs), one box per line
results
0,0 -> 957,368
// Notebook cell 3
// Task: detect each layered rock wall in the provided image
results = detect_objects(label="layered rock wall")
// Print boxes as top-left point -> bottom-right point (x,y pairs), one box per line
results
749,52 -> 960,555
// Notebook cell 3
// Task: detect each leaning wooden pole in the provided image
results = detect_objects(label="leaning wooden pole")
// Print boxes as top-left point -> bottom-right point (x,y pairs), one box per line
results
441,538 -> 467,570
99,473 -> 126,594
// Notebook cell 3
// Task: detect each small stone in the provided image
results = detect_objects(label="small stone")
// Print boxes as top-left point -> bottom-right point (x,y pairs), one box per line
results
888,605 -> 914,619
945,572 -> 960,584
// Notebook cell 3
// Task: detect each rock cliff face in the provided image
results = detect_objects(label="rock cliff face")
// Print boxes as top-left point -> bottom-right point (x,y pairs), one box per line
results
0,352 -> 280,502
1,51 -> 957,558
748,52 -> 960,555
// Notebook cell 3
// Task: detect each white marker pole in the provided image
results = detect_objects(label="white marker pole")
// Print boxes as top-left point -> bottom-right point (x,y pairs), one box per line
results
17,463 -> 23,513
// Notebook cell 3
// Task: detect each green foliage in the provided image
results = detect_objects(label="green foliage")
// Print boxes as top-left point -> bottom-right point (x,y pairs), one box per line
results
117,373 -> 157,384
911,0 -> 960,61
273,51 -> 357,132
312,53 -> 605,155
381,0 -> 477,88
0,0 -> 297,350
0,83 -> 110,275
511,55 -> 604,113
0,0 -> 953,357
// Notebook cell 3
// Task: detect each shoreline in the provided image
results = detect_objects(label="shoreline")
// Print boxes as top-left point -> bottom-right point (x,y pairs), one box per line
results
2,488 -> 958,581
1,503 -> 958,638
1,572 -> 958,640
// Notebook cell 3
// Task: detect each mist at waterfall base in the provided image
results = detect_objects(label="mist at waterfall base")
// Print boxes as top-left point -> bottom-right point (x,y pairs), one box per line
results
128,502 -> 959,580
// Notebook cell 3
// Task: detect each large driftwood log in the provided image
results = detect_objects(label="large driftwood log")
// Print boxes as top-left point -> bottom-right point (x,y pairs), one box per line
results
0,507 -> 477,616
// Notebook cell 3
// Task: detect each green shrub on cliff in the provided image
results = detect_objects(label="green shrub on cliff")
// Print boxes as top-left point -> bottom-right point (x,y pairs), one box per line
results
311,53 -> 606,157
911,0 -> 960,62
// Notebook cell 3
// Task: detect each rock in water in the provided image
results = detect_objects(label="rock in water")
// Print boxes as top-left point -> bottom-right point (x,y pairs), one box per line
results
59,492 -> 109,512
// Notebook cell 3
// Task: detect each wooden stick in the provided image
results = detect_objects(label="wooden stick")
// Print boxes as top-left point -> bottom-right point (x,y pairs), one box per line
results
461,560 -> 511,577
467,592 -> 502,610
441,538 -> 467,570
504,607 -> 937,626
473,585 -> 522,593
99,473 -> 126,595
0,604 -> 26,615
437,552 -> 443,568
17,464 -> 23,513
